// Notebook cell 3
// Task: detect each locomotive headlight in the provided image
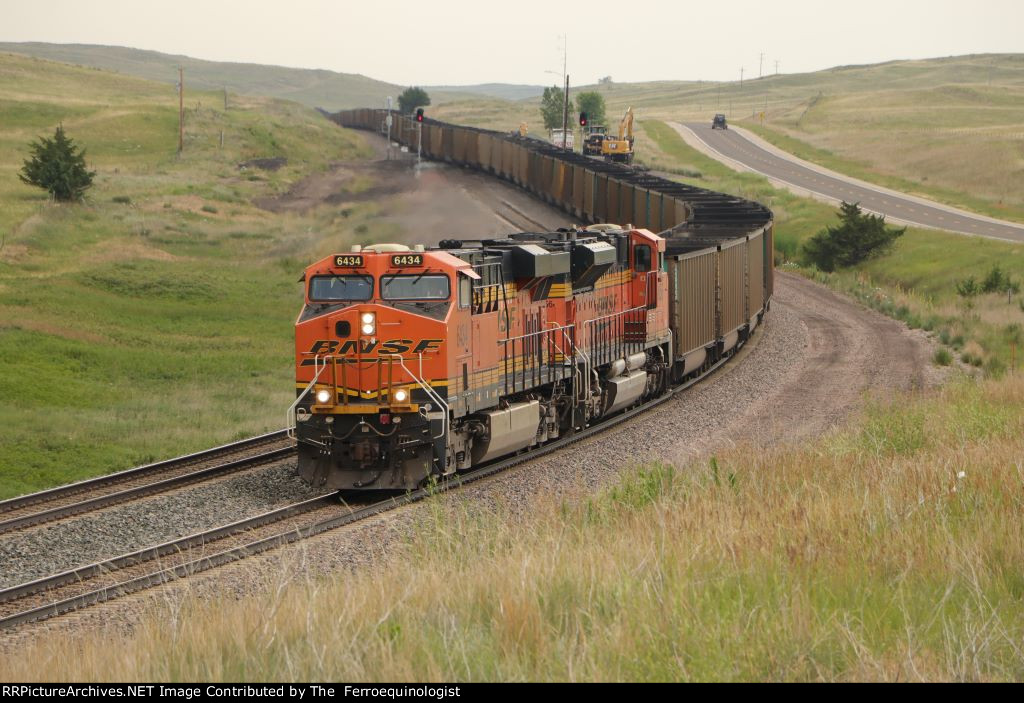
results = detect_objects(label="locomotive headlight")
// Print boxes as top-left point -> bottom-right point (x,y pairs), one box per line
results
393,389 -> 409,404
315,389 -> 332,404
360,312 -> 376,336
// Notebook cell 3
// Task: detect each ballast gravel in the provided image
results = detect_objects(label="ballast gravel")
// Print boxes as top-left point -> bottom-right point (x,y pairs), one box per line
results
0,461 -> 322,589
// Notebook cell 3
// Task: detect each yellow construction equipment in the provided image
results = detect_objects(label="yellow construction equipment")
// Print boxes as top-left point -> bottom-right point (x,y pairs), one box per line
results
601,107 -> 634,164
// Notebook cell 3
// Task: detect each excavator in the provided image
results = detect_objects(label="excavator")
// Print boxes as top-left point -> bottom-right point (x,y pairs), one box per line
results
601,107 -> 634,164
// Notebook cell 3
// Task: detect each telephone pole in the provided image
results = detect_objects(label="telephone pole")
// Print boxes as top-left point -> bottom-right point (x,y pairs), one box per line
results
759,52 -> 764,79
775,60 -> 780,76
562,73 -> 570,150
178,67 -> 184,155
740,67 -> 744,88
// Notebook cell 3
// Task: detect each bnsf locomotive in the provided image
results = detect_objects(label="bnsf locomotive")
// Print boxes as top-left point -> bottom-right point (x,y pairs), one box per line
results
291,223 -> 770,491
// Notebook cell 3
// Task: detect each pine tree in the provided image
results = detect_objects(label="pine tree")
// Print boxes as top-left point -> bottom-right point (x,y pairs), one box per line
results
19,124 -> 96,202
802,201 -> 905,272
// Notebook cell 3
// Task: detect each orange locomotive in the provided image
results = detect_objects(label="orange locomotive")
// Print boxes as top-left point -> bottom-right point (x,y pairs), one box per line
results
291,227 -> 672,490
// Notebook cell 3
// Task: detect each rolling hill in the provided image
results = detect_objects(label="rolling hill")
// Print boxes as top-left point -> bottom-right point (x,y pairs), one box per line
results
0,42 -> 492,111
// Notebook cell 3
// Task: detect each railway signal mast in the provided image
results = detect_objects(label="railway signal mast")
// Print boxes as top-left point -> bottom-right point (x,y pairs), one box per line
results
415,108 -> 425,165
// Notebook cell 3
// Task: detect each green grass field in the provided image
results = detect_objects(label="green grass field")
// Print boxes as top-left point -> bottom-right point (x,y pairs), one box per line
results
6,375 -> 1022,681
0,53 -> 381,498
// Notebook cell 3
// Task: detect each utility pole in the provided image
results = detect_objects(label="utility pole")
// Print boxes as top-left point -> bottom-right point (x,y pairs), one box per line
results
562,73 -> 570,151
178,67 -> 184,155
385,96 -> 392,161
740,67 -> 744,88
759,52 -> 764,79
223,86 -> 228,111
775,60 -> 780,76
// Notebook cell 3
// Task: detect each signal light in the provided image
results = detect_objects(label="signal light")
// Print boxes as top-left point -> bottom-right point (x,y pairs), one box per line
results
415,108 -> 424,122
579,112 -> 588,127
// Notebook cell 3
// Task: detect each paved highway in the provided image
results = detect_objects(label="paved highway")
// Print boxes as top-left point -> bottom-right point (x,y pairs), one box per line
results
673,122 -> 1024,243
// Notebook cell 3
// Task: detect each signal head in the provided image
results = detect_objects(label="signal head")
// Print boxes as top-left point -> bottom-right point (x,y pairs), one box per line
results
416,108 -> 424,122
579,112 -> 588,127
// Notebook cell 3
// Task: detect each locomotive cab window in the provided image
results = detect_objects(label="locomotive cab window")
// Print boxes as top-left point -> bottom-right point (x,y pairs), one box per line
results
634,244 -> 652,272
458,276 -> 472,308
381,274 -> 451,300
309,275 -> 374,302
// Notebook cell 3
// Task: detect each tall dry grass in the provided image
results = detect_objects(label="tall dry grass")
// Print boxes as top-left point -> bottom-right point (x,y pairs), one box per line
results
3,377 -> 1023,681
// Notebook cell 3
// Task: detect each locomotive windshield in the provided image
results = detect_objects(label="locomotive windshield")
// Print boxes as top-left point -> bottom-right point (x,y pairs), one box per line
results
381,274 -> 450,300
309,275 -> 374,302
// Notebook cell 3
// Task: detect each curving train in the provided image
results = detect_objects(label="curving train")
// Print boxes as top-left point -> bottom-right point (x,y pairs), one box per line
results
288,111 -> 774,491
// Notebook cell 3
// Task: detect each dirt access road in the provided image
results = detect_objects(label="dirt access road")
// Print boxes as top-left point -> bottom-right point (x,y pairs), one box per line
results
257,132 -> 578,242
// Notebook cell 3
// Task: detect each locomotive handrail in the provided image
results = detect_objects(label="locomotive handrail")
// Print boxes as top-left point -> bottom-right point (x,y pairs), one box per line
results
287,355 -> 330,440
581,304 -> 649,371
500,323 -> 575,396
388,354 -> 449,440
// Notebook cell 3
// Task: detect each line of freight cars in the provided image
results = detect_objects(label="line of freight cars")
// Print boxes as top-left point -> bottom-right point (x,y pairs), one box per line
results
330,109 -> 774,383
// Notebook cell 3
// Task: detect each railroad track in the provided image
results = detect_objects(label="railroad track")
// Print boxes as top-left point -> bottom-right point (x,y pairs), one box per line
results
0,340 -> 747,632
0,431 -> 294,536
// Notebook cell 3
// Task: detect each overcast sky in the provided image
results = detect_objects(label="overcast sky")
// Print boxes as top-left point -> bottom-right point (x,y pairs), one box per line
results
3,0 -> 1021,86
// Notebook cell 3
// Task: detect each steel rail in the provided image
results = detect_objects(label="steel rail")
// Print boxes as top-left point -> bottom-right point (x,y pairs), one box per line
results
0,446 -> 296,535
0,429 -> 288,516
0,493 -> 337,612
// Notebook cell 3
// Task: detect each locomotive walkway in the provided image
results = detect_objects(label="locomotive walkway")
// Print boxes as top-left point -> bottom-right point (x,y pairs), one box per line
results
674,122 -> 1024,243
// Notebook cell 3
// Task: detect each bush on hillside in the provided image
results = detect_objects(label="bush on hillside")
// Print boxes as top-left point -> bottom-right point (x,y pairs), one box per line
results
397,87 -> 431,115
19,124 -> 95,202
801,201 -> 905,272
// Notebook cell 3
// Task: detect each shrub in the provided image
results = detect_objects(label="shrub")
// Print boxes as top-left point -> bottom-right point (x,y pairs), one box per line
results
956,276 -> 980,299
201,204 -> 218,214
984,356 -> 1007,377
397,87 -> 431,116
939,328 -> 951,345
933,348 -> 953,366
112,195 -> 132,204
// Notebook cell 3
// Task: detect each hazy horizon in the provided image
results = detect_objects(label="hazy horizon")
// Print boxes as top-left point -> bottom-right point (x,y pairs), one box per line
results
3,0 -> 1022,87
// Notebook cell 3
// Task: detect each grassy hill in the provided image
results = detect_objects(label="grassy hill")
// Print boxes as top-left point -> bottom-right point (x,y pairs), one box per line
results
0,52 -> 384,497
0,43 -> 489,111
436,54 -> 1024,222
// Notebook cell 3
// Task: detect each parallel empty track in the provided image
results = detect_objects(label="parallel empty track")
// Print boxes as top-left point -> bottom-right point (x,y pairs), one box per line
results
0,431 -> 293,535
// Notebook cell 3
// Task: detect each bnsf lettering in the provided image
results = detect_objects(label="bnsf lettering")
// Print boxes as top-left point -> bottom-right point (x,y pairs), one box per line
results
309,340 -> 339,354
303,339 -> 442,362
413,339 -> 443,353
